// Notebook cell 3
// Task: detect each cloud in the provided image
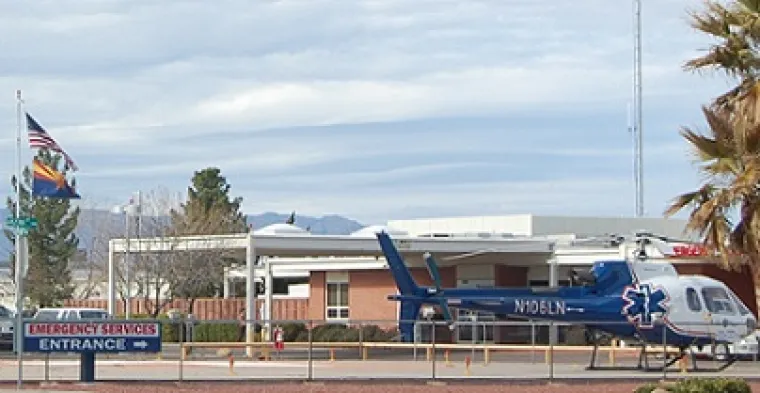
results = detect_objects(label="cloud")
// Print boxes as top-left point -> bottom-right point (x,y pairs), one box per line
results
237,177 -> 637,224
0,0 -> 732,225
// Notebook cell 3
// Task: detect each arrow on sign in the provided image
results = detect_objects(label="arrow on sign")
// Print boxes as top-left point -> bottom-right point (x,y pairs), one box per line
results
133,341 -> 149,349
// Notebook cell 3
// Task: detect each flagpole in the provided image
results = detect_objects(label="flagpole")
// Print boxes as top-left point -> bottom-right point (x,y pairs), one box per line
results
14,89 -> 25,388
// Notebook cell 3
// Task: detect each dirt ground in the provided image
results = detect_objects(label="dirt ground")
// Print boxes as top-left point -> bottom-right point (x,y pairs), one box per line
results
0,380 -> 757,393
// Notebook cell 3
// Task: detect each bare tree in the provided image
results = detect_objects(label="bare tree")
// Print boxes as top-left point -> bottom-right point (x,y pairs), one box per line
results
130,187 -> 183,317
165,203 -> 246,315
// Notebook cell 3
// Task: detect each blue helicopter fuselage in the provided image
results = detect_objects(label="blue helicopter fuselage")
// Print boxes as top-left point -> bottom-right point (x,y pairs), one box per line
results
376,232 -> 757,349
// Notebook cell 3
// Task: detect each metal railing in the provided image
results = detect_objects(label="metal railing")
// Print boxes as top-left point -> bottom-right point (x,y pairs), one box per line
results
4,317 -> 760,383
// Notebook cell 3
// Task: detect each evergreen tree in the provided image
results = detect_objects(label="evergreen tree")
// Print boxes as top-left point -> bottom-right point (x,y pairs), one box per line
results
171,167 -> 247,234
166,167 -> 247,312
4,149 -> 80,307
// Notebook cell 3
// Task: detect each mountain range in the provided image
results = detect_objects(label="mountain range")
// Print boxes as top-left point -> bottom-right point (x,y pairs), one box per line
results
0,208 -> 365,261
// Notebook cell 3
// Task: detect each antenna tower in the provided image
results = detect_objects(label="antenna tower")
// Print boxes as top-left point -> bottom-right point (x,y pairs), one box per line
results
632,0 -> 644,217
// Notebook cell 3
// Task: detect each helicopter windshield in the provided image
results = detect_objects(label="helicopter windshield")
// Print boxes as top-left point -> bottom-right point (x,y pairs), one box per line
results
726,287 -> 752,316
701,287 -> 737,315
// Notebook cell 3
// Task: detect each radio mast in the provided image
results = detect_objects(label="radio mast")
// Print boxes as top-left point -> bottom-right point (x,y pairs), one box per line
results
632,0 -> 644,217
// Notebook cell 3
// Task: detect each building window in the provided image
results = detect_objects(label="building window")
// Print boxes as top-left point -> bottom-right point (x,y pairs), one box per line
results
326,272 -> 349,320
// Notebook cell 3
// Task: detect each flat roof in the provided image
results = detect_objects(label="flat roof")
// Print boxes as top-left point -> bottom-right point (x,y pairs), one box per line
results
109,232 -> 556,258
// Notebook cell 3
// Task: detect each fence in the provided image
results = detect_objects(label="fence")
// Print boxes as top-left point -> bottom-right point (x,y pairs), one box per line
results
62,297 -> 309,320
5,318 -> 760,384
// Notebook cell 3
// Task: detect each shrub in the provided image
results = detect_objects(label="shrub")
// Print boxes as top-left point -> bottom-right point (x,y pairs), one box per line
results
192,323 -> 239,342
300,323 -> 397,342
675,378 -> 751,393
634,378 -> 750,393
279,322 -> 307,342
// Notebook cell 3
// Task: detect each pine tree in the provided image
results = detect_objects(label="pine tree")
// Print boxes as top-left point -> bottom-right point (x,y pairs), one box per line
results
4,149 -> 80,307
166,167 -> 247,312
172,167 -> 248,235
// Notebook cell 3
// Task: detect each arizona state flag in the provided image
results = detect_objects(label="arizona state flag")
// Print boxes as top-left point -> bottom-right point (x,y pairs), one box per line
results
32,159 -> 80,199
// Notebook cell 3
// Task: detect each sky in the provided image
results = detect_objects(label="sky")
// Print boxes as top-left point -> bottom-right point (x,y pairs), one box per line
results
0,0 -> 739,225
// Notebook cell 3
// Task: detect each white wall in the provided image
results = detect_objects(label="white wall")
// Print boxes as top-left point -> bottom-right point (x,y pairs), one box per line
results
388,214 -> 691,240
530,215 -> 691,240
388,215 -> 534,236
456,264 -> 494,287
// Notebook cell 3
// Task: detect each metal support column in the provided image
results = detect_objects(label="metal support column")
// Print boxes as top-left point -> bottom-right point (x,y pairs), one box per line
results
548,257 -> 559,345
245,232 -> 257,358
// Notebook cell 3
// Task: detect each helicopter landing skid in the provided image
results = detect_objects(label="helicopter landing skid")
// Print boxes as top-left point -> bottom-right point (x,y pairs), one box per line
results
584,334 -> 739,372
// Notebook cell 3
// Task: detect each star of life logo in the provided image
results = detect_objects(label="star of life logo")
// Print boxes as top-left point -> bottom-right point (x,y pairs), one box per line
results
621,282 -> 669,329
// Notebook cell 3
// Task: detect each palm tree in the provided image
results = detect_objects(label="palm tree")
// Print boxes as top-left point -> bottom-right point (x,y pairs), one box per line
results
685,0 -> 760,109
664,0 -> 760,269
664,105 -> 760,268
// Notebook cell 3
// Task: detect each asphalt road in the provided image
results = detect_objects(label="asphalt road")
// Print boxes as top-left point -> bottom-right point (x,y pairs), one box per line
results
0,343 -> 754,385
0,343 -> 756,365
0,358 -> 758,383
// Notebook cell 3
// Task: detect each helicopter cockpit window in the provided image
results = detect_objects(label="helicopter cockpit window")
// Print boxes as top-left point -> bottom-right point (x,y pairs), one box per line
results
685,288 -> 702,312
727,288 -> 751,316
701,287 -> 736,315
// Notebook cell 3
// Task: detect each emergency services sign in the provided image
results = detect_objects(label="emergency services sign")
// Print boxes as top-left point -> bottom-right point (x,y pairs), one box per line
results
23,321 -> 162,353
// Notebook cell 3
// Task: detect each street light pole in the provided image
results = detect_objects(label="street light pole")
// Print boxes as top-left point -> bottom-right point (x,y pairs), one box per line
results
114,193 -> 140,320
125,207 -> 131,320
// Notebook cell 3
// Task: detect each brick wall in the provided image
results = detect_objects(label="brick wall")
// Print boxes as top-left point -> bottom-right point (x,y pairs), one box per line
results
495,265 -> 528,287
63,297 -> 309,321
346,267 -> 456,327
494,265 -> 529,344
308,271 -> 326,321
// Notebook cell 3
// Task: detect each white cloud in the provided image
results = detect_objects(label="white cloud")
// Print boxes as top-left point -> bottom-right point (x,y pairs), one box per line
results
0,0 -> 731,224
239,177 -> 637,224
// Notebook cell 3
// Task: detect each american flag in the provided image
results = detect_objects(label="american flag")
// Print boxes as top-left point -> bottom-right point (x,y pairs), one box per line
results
26,112 -> 78,171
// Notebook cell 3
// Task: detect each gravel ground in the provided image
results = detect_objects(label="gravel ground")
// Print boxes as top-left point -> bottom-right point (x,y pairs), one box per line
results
0,380 -> 757,393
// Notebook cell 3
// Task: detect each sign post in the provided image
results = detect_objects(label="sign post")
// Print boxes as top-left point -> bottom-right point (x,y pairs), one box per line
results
4,216 -> 38,236
23,320 -> 162,382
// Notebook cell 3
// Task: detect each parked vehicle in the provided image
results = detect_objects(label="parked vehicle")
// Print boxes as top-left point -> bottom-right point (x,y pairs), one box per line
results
32,307 -> 110,321
0,305 -> 15,350
691,331 -> 760,360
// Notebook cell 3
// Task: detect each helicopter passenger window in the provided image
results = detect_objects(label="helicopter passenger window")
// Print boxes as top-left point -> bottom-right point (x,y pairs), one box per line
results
701,287 -> 736,315
685,288 -> 702,312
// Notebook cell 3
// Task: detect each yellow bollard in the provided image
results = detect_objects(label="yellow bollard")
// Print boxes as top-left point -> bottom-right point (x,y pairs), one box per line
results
445,350 -> 452,367
679,356 -> 688,373
330,348 -> 335,362
483,348 -> 490,366
609,339 -> 616,366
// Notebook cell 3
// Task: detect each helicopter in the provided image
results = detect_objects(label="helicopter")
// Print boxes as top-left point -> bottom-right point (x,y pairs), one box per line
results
375,231 -> 758,372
